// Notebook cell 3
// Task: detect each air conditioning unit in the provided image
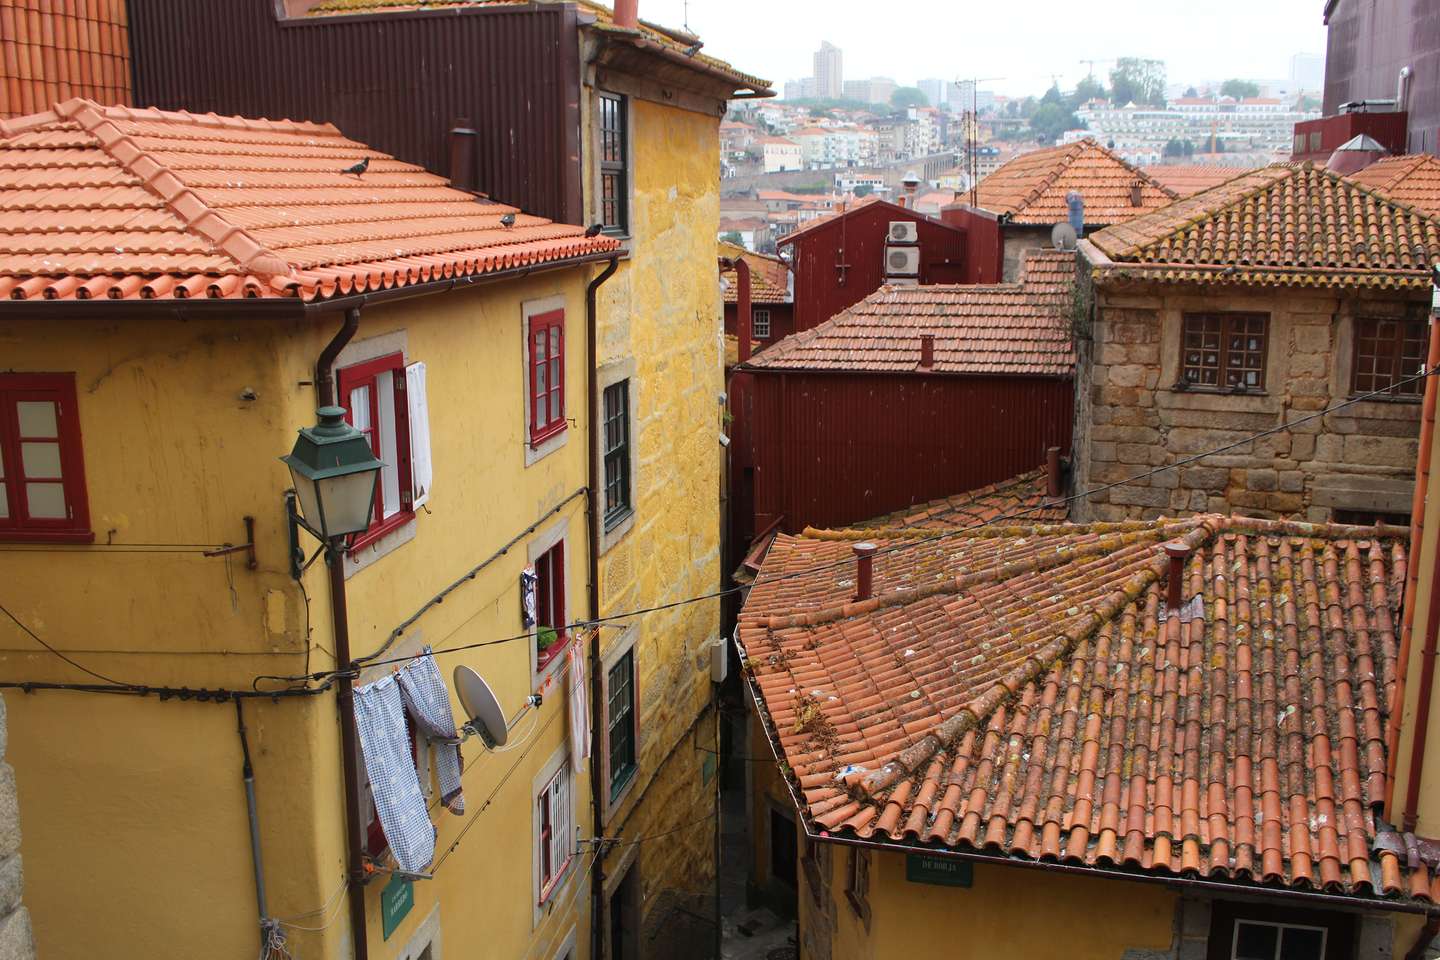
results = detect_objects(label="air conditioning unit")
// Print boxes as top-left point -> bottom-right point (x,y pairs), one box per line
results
886,245 -> 920,276
887,220 -> 919,243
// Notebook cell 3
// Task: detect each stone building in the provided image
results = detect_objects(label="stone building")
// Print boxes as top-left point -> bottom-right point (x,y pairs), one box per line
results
1072,163 -> 1438,523
0,697 -> 31,960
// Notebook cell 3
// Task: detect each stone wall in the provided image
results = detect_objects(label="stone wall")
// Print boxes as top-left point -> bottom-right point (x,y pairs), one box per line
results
1074,283 -> 1425,523
0,697 -> 33,960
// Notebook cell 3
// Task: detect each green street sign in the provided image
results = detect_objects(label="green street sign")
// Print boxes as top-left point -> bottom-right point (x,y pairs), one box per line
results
381,872 -> 414,941
905,853 -> 973,887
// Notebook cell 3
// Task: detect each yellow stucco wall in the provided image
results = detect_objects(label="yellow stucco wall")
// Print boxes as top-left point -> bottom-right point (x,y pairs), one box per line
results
0,265 -> 602,960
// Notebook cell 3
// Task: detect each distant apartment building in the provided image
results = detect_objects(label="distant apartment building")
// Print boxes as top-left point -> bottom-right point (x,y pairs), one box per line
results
1075,95 -> 1320,166
782,77 -> 819,101
812,41 -> 843,99
918,78 -> 949,109
843,76 -> 897,106
953,80 -> 997,115
758,136 -> 803,172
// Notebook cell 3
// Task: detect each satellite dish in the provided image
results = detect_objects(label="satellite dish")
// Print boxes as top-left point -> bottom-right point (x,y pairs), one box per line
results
454,665 -> 508,749
1051,222 -> 1078,251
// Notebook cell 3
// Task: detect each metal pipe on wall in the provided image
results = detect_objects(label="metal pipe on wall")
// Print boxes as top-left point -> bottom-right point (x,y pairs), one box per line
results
235,699 -> 271,956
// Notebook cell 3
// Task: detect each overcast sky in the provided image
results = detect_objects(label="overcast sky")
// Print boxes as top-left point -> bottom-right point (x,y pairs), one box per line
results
639,0 -> 1328,97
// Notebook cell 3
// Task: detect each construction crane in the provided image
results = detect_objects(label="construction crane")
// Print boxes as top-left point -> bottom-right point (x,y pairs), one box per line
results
1079,59 -> 1113,80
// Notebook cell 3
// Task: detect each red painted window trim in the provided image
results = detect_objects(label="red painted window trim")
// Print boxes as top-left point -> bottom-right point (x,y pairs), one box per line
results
336,352 -> 414,552
0,373 -> 92,543
535,540 -> 569,671
528,309 -> 566,446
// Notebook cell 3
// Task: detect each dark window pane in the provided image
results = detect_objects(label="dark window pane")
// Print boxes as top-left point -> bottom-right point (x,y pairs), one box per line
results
1279,928 -> 1325,960
1234,922 -> 1278,960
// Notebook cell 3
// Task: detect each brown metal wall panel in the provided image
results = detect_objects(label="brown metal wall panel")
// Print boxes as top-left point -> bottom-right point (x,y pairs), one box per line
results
127,0 -> 582,223
745,372 -> 1074,533
1323,0 -> 1440,155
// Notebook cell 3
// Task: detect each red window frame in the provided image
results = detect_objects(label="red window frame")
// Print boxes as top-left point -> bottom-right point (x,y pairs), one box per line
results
0,373 -> 92,543
336,353 -> 413,551
528,310 -> 566,445
535,540 -> 568,671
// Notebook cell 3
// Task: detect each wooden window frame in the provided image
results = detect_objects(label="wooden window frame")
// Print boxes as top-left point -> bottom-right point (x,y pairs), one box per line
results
605,648 -> 638,803
752,308 -> 772,339
537,763 -> 573,904
599,92 -> 629,235
337,352 -> 414,551
602,380 -> 631,529
0,373 -> 92,542
534,539 -> 568,672
1179,312 -> 1269,392
1351,314 -> 1428,401
528,309 -> 567,446
844,847 -> 871,929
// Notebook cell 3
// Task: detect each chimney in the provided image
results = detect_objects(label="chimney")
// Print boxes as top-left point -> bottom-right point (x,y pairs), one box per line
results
1129,183 -> 1143,207
853,542 -> 877,601
729,257 -> 753,364
448,117 -> 478,193
1163,540 -> 1191,613
1066,190 -> 1085,237
613,0 -> 639,29
1046,446 -> 1062,499
919,334 -> 935,368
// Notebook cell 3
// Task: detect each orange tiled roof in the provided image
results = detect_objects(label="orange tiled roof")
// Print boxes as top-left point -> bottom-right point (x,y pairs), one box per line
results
739,515 -> 1436,903
1145,164 -> 1254,198
305,0 -> 771,94
972,139 -> 1177,225
857,468 -> 1067,530
1088,163 -> 1440,291
0,1 -> 130,119
1348,155 -> 1440,218
0,98 -> 619,302
719,242 -> 789,304
745,250 -> 1075,377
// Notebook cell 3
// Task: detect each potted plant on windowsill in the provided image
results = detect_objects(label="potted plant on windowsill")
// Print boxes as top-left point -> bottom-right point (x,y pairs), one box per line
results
537,625 -> 560,653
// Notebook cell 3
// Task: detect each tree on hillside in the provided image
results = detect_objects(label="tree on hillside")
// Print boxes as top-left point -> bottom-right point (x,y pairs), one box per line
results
1070,75 -> 1108,108
1030,103 -> 1083,144
1220,78 -> 1261,99
1109,57 -> 1167,107
1041,84 -> 1063,106
1183,86 -> 1199,98
1163,138 -> 1196,157
890,87 -> 929,109
853,183 -> 874,197
720,231 -> 744,246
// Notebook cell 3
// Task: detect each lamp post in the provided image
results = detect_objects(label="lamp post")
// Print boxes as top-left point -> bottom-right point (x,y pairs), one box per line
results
282,406 -> 383,960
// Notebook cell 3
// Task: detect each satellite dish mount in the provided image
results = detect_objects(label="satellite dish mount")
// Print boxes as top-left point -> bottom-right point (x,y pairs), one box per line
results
454,665 -> 511,750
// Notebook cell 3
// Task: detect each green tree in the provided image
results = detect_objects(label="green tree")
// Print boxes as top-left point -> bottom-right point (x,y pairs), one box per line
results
720,231 -> 744,246
853,183 -> 874,198
1219,78 -> 1261,99
1109,57 -> 1167,107
890,87 -> 929,109
1163,138 -> 1196,158
1041,83 -> 1063,106
1070,75 -> 1108,108
1183,86 -> 1199,98
1029,103 -> 1083,143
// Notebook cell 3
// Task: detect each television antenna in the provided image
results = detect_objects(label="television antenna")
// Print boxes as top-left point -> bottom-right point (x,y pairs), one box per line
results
953,75 -> 1004,207
453,665 -> 511,749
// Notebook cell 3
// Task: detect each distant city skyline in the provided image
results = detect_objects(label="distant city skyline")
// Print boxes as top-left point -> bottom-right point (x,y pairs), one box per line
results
639,0 -> 1328,98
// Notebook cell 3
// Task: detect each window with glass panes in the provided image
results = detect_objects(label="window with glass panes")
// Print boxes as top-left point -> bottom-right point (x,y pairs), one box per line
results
603,381 -> 631,527
752,309 -> 772,339
599,93 -> 628,234
1181,313 -> 1268,389
337,352 -> 413,547
529,309 -> 566,444
0,374 -> 91,542
535,540 -> 567,670
1353,314 -> 1427,398
1230,920 -> 1326,960
537,764 -> 572,902
607,650 -> 637,801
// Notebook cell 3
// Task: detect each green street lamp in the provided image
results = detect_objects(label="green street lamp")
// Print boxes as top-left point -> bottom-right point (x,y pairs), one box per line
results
281,406 -> 383,542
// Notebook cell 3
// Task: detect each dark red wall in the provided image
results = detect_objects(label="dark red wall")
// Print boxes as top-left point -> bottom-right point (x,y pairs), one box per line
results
940,205 -> 1004,285
734,371 -> 1074,534
785,201 -> 969,332
1292,112 -> 1410,162
724,303 -> 795,352
1324,0 -> 1440,155
128,0 -> 584,224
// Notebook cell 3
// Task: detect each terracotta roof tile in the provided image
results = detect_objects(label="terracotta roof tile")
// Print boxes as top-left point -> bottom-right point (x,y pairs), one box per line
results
719,242 -> 789,304
1348,155 -> 1440,218
0,98 -> 619,302
1088,163 -> 1440,291
739,514 -> 1429,904
1145,164 -> 1256,198
857,468 -> 1067,530
971,139 -> 1177,226
0,2 -> 130,119
744,250 -> 1075,377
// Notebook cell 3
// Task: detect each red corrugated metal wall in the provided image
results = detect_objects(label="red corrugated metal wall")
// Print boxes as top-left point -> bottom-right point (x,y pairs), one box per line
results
128,0 -> 583,224
787,202 -> 969,333
744,372 -> 1073,533
1324,0 -> 1440,155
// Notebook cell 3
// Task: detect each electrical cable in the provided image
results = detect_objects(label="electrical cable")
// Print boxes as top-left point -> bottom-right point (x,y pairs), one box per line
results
0,600 -> 129,685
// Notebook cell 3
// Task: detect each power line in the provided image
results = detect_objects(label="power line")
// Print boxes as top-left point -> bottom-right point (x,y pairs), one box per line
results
0,601 -> 128,686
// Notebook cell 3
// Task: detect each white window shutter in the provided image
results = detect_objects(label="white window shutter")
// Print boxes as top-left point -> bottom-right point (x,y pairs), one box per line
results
554,769 -> 570,871
406,361 -> 433,507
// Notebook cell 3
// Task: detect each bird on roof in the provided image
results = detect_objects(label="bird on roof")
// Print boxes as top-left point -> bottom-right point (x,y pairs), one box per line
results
500,213 -> 517,229
584,223 -> 604,238
341,156 -> 370,176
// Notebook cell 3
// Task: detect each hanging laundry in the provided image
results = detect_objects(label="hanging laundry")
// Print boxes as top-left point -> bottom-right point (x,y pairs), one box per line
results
398,647 -> 466,815
520,565 -> 538,627
567,642 -> 589,774
353,674 -> 435,875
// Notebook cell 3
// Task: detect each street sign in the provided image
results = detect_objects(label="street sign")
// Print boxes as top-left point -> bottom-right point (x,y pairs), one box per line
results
382,872 -> 414,940
905,853 -> 973,887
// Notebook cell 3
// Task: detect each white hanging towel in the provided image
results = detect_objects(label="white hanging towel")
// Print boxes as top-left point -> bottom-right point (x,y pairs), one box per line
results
353,674 -> 435,874
567,643 -> 590,774
398,647 -> 466,815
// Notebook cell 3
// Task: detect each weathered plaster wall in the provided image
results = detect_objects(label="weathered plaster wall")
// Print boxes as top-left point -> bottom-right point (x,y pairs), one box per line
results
0,697 -> 32,960
1077,284 -> 1424,522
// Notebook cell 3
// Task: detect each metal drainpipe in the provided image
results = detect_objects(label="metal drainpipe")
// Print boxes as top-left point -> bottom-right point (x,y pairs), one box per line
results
236,700 -> 271,956
313,307 -> 369,960
585,255 -> 622,960
1393,306 -> 1440,828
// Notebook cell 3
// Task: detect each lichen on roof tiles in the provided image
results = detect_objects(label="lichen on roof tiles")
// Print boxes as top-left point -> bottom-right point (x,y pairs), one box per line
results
719,241 -> 789,304
971,138 -> 1177,225
740,513 -> 1434,904
855,468 -> 1067,530
0,98 -> 620,302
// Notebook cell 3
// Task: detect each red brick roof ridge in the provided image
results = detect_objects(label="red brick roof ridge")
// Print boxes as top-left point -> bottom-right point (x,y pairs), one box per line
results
51,98 -> 299,283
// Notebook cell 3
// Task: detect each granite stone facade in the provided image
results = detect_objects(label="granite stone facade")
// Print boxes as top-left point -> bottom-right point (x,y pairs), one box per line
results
0,697 -> 32,960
